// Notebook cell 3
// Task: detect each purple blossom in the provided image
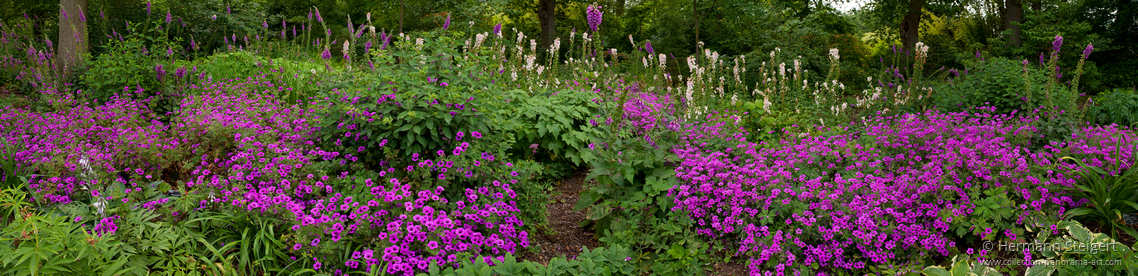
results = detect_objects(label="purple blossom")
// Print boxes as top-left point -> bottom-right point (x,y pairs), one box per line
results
1052,35 -> 1063,54
1083,43 -> 1093,59
586,4 -> 604,32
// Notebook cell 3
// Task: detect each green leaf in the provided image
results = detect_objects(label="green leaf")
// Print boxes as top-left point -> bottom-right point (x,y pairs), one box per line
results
1067,224 -> 1091,241
921,266 -> 951,276
575,191 -> 600,211
1024,262 -> 1056,276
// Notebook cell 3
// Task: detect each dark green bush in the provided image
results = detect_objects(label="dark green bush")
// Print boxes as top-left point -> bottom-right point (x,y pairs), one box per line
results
934,57 -> 1075,114
1087,88 -> 1138,128
82,36 -> 167,103
315,30 -> 498,171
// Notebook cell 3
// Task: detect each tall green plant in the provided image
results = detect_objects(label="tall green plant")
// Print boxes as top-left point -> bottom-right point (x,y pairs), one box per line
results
1055,137 -> 1138,240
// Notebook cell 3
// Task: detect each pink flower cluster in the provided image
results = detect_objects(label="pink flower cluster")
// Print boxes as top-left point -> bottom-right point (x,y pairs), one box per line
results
669,108 -> 1135,274
0,91 -> 181,204
3,73 -> 530,275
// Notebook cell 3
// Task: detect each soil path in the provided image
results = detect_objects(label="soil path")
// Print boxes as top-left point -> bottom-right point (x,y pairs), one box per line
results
518,169 -> 749,275
519,170 -> 598,264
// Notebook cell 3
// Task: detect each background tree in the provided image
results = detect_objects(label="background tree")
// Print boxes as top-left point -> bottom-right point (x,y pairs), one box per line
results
58,0 -> 87,78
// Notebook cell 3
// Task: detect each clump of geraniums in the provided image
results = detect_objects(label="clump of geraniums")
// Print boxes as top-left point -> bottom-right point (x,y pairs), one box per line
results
0,89 -> 181,206
668,107 -> 1135,275
176,85 -> 529,274
281,134 -> 528,275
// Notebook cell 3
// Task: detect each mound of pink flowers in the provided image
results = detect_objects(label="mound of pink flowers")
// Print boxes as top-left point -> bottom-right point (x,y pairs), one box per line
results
669,108 -> 1135,274
1,76 -> 529,275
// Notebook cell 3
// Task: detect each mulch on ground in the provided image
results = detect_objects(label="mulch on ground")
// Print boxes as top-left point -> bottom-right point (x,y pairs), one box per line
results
519,170 -> 600,265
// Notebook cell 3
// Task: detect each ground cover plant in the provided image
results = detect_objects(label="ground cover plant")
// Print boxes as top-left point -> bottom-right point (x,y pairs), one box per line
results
2,1 -> 1138,275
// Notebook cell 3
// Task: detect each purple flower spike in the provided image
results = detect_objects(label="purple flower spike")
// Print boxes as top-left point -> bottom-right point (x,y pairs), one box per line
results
322,48 -> 331,60
1052,35 -> 1063,54
154,64 -> 165,81
493,23 -> 502,35
586,4 -> 604,32
146,1 -> 152,16
1083,43 -> 1093,59
442,14 -> 451,30
646,41 -> 654,54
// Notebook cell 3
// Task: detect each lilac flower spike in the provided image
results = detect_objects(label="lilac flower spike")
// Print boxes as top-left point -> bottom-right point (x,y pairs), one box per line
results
1083,43 -> 1093,59
146,1 -> 152,16
442,14 -> 451,30
493,23 -> 502,35
586,4 -> 604,32
1052,35 -> 1063,54
646,41 -> 654,54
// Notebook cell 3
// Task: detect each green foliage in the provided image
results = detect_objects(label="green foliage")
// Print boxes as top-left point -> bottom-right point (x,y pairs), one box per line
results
598,215 -> 709,275
82,35 -> 168,103
1023,220 -> 1138,275
316,30 -> 496,169
189,211 -> 294,275
508,88 -> 604,167
1087,88 -> 1138,128
194,51 -> 325,103
0,186 -> 221,276
934,57 -> 1068,114
417,245 -> 639,276
1054,140 -> 1138,240
0,137 -> 27,190
920,255 -> 1001,276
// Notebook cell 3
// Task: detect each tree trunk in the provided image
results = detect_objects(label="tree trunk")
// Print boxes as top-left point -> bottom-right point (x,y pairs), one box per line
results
538,0 -> 556,54
693,0 -> 700,44
58,0 -> 88,79
1004,0 -> 1023,47
900,0 -> 923,52
399,0 -> 404,34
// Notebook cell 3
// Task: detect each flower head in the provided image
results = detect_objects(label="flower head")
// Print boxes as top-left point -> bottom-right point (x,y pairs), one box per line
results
586,4 -> 604,32
1083,43 -> 1094,59
1052,35 -> 1063,54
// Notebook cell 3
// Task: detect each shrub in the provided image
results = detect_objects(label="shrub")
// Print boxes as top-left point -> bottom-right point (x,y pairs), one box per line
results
1087,88 -> 1138,128
314,31 -> 497,172
934,57 -> 1073,114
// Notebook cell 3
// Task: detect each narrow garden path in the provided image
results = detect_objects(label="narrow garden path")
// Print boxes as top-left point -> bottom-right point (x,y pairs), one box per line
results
520,170 -> 599,264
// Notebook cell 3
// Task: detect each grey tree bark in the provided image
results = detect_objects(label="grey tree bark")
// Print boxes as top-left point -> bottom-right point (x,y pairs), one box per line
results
900,0 -> 923,51
538,0 -> 556,52
1004,0 -> 1024,47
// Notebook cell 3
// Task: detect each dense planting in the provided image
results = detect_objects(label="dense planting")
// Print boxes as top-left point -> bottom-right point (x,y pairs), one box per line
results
2,2 -> 1137,275
671,108 -> 1135,273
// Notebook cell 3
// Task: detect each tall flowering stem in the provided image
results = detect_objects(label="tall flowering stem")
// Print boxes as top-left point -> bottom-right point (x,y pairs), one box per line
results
1045,35 -> 1063,109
